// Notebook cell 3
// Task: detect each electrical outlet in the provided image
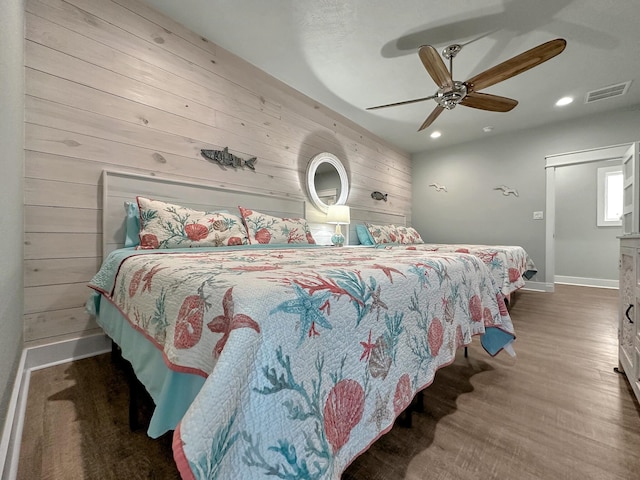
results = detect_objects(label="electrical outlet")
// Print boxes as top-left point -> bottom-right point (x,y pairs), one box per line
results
533,211 -> 544,220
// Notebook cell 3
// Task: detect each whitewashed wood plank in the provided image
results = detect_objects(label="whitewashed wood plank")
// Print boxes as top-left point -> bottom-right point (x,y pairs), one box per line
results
67,0 -> 220,78
24,307 -> 98,342
24,93 -> 301,175
22,63 -> 301,180
25,177 -> 100,209
24,233 -> 101,260
25,128 -> 307,201
26,150 -> 107,184
23,111 -> 332,209
347,185 -> 411,212
27,4 -> 408,184
24,283 -> 91,314
28,68 -> 376,193
25,206 -> 100,233
26,0 -> 281,120
25,11 -> 279,125
25,43 -> 220,133
111,0 -> 218,59
24,257 -> 101,287
26,40 -> 409,189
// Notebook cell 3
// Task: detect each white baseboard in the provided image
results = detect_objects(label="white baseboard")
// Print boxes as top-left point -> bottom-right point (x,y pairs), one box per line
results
522,280 -> 554,292
0,333 -> 110,480
554,275 -> 619,289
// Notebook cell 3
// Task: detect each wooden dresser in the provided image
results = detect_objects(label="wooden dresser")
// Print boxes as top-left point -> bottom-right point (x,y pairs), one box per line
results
618,235 -> 640,404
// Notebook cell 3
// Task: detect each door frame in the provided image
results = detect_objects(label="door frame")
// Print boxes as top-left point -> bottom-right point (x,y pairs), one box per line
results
544,143 -> 631,292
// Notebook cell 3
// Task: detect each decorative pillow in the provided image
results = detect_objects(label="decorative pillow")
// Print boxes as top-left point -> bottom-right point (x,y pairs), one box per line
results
124,201 -> 141,247
356,224 -> 374,245
396,226 -> 424,244
238,207 -> 316,245
136,197 -> 248,249
365,223 -> 400,244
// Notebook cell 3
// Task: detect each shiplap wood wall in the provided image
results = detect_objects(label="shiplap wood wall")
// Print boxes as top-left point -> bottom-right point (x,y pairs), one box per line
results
23,0 -> 412,346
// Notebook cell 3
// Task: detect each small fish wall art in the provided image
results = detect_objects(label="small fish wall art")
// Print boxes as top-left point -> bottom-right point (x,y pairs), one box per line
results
493,185 -> 519,197
371,191 -> 388,202
201,147 -> 257,170
428,183 -> 447,192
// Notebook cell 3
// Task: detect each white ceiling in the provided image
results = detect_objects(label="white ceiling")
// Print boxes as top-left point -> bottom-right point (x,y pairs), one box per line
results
142,0 -> 640,154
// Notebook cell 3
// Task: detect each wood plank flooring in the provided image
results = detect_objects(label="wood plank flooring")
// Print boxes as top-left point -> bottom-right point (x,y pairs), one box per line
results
17,285 -> 640,479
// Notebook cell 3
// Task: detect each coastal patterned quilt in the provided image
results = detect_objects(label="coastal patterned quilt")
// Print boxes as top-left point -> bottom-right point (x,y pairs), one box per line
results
89,246 -> 515,480
383,243 -> 538,296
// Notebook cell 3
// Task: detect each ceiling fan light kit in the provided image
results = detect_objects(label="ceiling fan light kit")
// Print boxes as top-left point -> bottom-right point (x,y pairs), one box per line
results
367,38 -> 567,131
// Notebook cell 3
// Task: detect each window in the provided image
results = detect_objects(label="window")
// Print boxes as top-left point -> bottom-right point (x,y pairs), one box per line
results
597,165 -> 623,227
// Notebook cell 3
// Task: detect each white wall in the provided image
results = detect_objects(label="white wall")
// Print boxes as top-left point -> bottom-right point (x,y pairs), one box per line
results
412,107 -> 640,283
0,0 -> 25,437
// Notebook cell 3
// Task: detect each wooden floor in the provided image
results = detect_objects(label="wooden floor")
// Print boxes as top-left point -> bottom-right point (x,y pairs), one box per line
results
17,285 -> 640,479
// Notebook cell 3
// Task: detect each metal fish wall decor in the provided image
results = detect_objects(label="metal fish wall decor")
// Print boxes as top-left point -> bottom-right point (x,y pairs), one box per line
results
371,191 -> 388,202
201,147 -> 257,170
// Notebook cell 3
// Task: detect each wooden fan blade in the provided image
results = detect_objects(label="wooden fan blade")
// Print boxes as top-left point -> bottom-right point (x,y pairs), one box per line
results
460,92 -> 518,112
418,46 -> 453,88
366,95 -> 437,110
466,38 -> 566,92
418,105 -> 445,131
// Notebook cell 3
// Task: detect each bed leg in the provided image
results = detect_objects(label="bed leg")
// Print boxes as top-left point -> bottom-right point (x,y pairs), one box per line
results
464,346 -> 468,358
414,390 -> 424,412
397,407 -> 413,428
108,340 -> 150,431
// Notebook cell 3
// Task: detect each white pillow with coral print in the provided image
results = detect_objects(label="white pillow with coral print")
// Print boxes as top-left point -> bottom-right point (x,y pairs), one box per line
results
396,226 -> 424,244
136,197 -> 248,249
365,223 -> 400,244
238,206 -> 316,245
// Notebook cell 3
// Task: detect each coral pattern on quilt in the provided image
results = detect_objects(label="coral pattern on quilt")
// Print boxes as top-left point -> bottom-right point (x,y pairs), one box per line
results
388,243 -> 538,296
89,246 -> 515,479
136,197 -> 248,249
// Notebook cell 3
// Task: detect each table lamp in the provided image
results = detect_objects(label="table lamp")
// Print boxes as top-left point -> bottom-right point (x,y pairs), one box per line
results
326,204 -> 350,247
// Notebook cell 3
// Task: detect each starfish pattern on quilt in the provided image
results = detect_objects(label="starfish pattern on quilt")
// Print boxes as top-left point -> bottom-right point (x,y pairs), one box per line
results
207,287 -> 260,357
360,330 -> 376,361
368,389 -> 391,430
270,281 -> 333,344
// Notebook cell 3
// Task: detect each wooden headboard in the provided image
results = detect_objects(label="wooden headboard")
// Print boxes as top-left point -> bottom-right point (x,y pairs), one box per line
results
102,170 -> 306,258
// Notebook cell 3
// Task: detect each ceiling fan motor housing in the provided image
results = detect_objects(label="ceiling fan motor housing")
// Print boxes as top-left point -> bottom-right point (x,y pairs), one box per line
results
436,81 -> 468,109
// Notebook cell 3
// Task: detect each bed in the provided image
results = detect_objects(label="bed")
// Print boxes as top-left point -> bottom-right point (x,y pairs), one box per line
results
355,223 -> 538,298
87,170 -> 517,480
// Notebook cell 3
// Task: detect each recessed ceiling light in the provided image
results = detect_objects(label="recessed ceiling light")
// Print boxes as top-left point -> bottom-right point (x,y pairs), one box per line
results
430,131 -> 441,139
555,96 -> 574,106
482,126 -> 494,133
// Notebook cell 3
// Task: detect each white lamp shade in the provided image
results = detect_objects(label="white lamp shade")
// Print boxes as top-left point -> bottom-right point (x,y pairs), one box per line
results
326,204 -> 350,224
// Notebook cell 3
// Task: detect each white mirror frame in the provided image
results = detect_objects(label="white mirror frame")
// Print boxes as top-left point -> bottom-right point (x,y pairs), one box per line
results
306,152 -> 349,213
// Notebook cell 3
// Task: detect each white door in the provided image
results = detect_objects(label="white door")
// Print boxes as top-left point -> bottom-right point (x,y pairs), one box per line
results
622,142 -> 640,234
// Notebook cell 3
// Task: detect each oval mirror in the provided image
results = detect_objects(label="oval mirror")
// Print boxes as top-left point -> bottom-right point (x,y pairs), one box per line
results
306,152 -> 349,213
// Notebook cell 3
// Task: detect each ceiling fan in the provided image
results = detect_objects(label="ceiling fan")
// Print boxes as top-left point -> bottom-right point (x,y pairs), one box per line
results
367,38 -> 567,131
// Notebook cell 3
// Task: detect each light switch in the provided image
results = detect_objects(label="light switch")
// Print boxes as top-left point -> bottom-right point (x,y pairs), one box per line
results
533,211 -> 544,220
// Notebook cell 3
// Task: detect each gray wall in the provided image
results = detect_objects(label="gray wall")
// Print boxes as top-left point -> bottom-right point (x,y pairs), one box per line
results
555,159 -> 621,281
412,107 -> 640,284
0,0 -> 25,440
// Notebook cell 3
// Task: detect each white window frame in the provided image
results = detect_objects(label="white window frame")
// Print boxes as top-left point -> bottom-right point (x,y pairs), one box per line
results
597,165 -> 623,227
